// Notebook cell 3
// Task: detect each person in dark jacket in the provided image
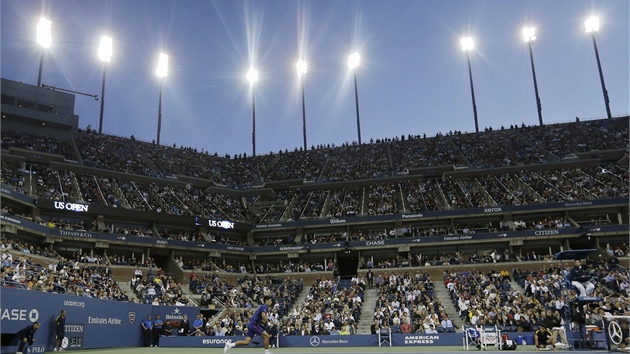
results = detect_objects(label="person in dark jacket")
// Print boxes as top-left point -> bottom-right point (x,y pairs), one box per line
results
570,259 -> 594,297
53,310 -> 66,352
179,314 -> 190,336
16,322 -> 40,354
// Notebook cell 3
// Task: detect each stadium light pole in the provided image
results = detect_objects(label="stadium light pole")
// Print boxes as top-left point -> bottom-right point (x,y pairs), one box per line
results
247,68 -> 259,156
297,60 -> 308,151
461,37 -> 479,133
97,36 -> 113,134
585,16 -> 612,119
36,17 -> 52,87
523,27 -> 544,126
348,53 -> 362,144
155,53 -> 169,145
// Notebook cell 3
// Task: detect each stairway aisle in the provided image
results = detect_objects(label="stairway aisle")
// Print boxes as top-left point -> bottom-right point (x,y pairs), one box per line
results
119,280 -> 140,302
433,284 -> 464,331
285,284 -> 312,315
356,287 -> 378,334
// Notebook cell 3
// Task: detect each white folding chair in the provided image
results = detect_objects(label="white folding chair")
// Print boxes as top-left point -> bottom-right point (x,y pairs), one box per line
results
479,325 -> 502,350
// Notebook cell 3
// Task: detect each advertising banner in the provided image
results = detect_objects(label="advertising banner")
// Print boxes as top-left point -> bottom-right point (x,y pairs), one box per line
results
0,287 -> 152,352
279,334 -> 379,347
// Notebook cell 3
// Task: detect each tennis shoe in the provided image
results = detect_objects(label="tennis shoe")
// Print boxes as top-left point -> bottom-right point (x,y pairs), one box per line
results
224,340 -> 232,354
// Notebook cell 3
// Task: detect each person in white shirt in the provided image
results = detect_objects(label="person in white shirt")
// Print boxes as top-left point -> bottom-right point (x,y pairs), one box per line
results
441,315 -> 455,331
1,250 -> 12,266
323,319 -> 336,332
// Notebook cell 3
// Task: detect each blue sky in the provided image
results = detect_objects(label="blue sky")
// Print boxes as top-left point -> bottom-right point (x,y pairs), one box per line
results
1,0 -> 628,156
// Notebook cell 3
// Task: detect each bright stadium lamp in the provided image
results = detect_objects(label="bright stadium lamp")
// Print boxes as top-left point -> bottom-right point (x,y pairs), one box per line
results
460,37 -> 474,51
156,53 -> 169,145
585,16 -> 600,33
460,37 -> 479,133
522,27 -> 536,43
156,53 -> 169,78
297,60 -> 308,151
247,68 -> 259,156
348,52 -> 360,70
522,28 -> 544,126
36,17 -> 52,87
584,16 -> 612,119
348,53 -> 362,144
297,60 -> 307,77
247,68 -> 259,86
98,36 -> 113,63
98,36 -> 113,134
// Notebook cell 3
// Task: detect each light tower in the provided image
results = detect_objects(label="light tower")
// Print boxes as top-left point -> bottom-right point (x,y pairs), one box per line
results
247,68 -> 259,156
36,17 -> 52,87
98,36 -> 113,134
156,53 -> 169,145
523,27 -> 543,126
297,60 -> 308,151
585,16 -> 612,119
348,53 -> 362,144
461,37 -> 479,133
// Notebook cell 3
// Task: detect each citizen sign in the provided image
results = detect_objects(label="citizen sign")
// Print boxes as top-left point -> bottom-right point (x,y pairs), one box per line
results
54,201 -> 89,213
534,229 -> 560,236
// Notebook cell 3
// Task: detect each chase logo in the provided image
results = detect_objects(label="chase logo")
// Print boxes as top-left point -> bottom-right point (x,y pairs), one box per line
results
0,308 -> 39,322
29,309 -> 39,322
309,336 -> 321,347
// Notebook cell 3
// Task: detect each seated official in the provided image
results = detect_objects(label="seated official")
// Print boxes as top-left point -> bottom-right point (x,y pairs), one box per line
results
163,320 -> 173,336
570,259 -> 595,297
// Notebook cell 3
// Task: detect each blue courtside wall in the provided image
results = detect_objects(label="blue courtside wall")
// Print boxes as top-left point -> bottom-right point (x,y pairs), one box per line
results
1,287 -> 537,351
160,335 -> 380,348
157,333 -> 540,348
1,287 -> 153,352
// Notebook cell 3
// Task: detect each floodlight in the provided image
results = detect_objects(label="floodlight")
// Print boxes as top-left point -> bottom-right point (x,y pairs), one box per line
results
98,36 -> 113,63
461,37 -> 474,51
523,27 -> 536,43
297,60 -> 308,77
156,53 -> 169,78
348,53 -> 360,70
584,16 -> 612,119
36,17 -> 52,48
247,68 -> 259,86
585,16 -> 600,33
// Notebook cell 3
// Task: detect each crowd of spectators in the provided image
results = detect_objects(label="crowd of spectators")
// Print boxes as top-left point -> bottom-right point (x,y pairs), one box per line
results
278,276 -> 363,336
1,117 -> 626,224
2,161 -> 627,226
447,259 -> 630,337
131,266 -> 194,306
1,247 -> 130,301
370,271 -> 452,334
